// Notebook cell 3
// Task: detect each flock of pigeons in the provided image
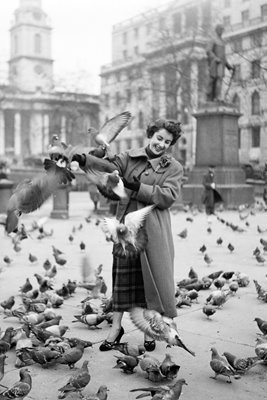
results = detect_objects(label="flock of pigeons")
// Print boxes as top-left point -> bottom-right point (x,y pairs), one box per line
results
0,111 -> 267,398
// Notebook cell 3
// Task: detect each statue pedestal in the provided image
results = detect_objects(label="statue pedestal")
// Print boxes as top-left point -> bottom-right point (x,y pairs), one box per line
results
182,102 -> 254,208
50,185 -> 69,219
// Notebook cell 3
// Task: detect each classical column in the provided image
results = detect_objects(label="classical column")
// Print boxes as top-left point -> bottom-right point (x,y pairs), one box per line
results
30,112 -> 42,154
42,113 -> 49,153
14,112 -> 21,156
0,110 -> 4,155
61,115 -> 66,143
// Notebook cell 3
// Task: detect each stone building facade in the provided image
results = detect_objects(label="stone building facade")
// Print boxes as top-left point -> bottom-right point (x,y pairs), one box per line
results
100,0 -> 267,169
0,0 -> 99,163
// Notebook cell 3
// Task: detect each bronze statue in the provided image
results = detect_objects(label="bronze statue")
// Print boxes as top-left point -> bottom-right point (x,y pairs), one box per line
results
206,24 -> 234,102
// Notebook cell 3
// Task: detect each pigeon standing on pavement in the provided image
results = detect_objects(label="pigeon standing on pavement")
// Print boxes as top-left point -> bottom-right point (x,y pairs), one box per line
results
130,378 -> 188,400
222,351 -> 259,374
0,355 -> 7,386
58,360 -> 91,399
0,367 -> 32,399
254,317 -> 267,335
0,296 -> 15,311
209,347 -> 237,383
83,385 -> 109,400
160,353 -> 180,381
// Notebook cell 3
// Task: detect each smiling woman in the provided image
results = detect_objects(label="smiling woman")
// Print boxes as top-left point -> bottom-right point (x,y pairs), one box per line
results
72,117 -> 184,352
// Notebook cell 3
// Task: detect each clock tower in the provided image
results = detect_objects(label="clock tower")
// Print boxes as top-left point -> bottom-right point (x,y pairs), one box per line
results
8,0 -> 53,92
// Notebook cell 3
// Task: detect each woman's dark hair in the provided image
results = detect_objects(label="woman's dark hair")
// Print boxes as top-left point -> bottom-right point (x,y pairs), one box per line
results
146,119 -> 183,145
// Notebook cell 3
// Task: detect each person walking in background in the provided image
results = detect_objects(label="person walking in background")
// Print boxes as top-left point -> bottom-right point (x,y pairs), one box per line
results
206,24 -> 234,102
72,119 -> 184,352
202,165 -> 223,222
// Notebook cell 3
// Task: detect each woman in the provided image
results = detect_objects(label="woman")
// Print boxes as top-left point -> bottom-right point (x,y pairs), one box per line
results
73,119 -> 183,351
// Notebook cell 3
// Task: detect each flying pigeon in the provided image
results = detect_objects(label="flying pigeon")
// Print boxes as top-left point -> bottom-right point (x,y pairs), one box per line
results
129,307 -> 195,356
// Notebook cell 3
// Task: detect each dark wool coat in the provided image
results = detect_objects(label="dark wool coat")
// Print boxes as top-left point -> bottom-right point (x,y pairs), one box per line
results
84,147 -> 183,318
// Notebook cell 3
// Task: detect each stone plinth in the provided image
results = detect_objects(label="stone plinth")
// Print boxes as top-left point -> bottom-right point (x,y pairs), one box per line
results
50,185 -> 69,219
182,102 -> 255,208
0,179 -> 14,213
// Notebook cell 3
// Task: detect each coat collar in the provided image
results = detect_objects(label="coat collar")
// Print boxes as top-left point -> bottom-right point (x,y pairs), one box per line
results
128,147 -> 171,171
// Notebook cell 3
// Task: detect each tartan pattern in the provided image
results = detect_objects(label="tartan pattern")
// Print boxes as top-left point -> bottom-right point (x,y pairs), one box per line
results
112,253 -> 147,312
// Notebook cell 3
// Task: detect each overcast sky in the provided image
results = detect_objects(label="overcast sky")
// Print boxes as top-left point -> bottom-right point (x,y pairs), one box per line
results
0,0 -> 171,93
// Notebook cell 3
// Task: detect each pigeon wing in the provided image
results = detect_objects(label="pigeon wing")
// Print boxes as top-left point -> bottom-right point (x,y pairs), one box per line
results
95,111 -> 132,146
129,308 -> 167,341
125,205 -> 155,236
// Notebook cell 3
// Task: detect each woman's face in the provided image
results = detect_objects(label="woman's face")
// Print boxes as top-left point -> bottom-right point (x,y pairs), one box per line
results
148,128 -> 173,156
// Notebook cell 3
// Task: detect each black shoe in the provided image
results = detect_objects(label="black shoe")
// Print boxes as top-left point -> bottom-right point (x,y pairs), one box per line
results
99,327 -> 124,351
144,340 -> 156,352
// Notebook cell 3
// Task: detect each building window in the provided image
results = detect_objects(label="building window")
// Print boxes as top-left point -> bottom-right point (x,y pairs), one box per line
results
185,7 -> 198,29
138,111 -> 144,129
138,87 -> 143,101
251,91 -> 260,115
251,60 -> 261,79
261,4 -> 267,20
233,38 -> 243,53
233,64 -> 241,82
224,0 -> 231,7
126,88 -> 131,103
123,49 -> 128,60
232,93 -> 240,111
34,33 -> 41,54
223,16 -> 231,27
241,10 -> 249,24
173,13 -> 181,34
123,31 -> 127,45
104,94 -> 109,107
251,126 -> 260,147
250,32 -> 262,47
134,27 -> 139,39
115,92 -> 120,106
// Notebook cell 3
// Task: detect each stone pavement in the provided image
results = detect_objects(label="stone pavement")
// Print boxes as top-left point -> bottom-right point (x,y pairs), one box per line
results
0,192 -> 266,399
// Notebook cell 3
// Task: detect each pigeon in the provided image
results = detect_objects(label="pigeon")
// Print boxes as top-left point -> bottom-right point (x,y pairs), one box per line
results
54,253 -> 67,266
207,270 -> 224,280
235,272 -> 250,287
138,354 -> 163,381
188,267 -> 198,280
160,353 -> 180,380
3,256 -> 12,265
213,278 -> 226,289
130,379 -> 187,400
253,247 -> 261,257
45,265 -> 57,279
58,360 -> 91,398
199,244 -> 207,253
207,227 -> 212,234
113,343 -> 146,357
28,253 -> 38,263
204,253 -> 213,266
227,243 -> 235,253
202,305 -> 217,319
43,259 -> 52,272
57,340 -> 85,369
129,308 -> 195,356
88,111 -> 132,149
0,367 -> 32,399
216,237 -> 223,245
0,296 -> 15,311
0,355 -> 6,385
6,166 -> 74,233
254,317 -> 267,335
113,354 -> 139,373
229,282 -> 239,295
23,347 -> 61,368
45,325 -> 69,337
72,314 -> 106,328
103,205 -> 155,258
0,327 -> 14,354
253,280 -> 267,301
210,347 -> 237,383
52,245 -> 64,256
256,253 -> 266,264
255,336 -> 267,363
89,170 -> 127,201
177,228 -> 187,239
257,225 -> 267,234
206,290 -> 231,308
222,351 -> 259,374
80,241 -> 86,251
68,234 -> 74,243
221,271 -> 235,281
83,385 -> 109,400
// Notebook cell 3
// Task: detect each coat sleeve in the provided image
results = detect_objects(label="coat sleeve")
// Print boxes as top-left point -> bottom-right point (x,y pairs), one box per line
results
136,162 -> 183,209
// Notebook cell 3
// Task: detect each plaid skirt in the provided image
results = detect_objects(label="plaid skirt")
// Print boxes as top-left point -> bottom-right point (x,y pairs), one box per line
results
112,252 -> 147,312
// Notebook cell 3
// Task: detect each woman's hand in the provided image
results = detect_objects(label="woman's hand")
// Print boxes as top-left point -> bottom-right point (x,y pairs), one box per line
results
71,154 -> 86,167
122,176 -> 140,192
